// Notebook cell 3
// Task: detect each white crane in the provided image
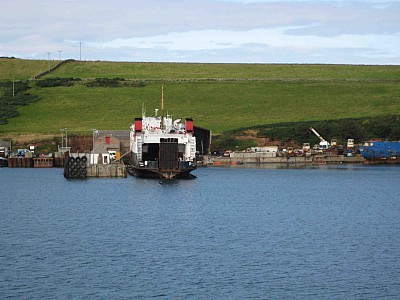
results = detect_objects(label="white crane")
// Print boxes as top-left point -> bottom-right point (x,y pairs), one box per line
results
309,127 -> 330,150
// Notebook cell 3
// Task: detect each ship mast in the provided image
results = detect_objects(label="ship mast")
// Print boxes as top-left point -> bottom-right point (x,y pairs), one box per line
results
162,80 -> 165,116
161,81 -> 165,130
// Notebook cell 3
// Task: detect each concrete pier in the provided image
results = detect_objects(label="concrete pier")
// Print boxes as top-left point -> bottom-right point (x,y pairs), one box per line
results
209,154 -> 364,166
87,163 -> 127,178
33,158 -> 54,168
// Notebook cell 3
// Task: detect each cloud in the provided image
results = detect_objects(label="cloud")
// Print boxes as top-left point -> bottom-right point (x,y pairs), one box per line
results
90,27 -> 399,62
92,27 -> 367,51
0,0 -> 399,64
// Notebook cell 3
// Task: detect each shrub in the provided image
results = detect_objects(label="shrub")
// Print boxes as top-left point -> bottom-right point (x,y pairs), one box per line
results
36,77 -> 80,88
0,80 -> 39,125
85,78 -> 145,88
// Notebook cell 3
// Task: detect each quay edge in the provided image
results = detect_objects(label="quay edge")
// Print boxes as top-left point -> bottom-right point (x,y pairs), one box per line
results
207,154 -> 365,166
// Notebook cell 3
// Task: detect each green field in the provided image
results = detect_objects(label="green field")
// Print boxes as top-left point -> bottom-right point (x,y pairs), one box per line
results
1,58 -> 400,138
0,58 -> 50,80
37,60 -> 400,80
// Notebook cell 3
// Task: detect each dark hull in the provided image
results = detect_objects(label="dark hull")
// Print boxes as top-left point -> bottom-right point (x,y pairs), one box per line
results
127,164 -> 196,179
129,141 -> 196,179
0,158 -> 8,167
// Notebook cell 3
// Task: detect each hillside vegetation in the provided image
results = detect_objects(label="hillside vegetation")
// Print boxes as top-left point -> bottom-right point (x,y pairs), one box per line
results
0,58 -> 50,80
1,58 -> 400,145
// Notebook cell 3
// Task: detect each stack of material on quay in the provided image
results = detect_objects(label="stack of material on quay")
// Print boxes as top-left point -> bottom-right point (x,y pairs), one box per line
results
213,146 -> 308,165
231,146 -> 278,158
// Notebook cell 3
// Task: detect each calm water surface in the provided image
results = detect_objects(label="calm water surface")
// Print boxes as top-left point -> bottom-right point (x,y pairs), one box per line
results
1,165 -> 400,299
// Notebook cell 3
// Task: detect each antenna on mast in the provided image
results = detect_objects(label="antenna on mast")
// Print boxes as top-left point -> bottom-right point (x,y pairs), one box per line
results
161,80 -> 165,116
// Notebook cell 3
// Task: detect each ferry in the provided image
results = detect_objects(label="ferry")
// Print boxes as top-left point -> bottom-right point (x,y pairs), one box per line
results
128,110 -> 197,179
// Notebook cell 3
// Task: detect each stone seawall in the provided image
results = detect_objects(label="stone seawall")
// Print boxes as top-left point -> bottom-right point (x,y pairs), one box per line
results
209,154 -> 364,166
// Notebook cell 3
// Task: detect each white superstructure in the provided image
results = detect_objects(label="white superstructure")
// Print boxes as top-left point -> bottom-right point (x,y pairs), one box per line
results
129,110 -> 196,178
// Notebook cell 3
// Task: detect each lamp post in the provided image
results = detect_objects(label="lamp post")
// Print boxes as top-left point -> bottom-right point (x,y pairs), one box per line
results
65,128 -> 68,148
91,128 -> 98,164
60,128 -> 64,148
60,128 -> 68,150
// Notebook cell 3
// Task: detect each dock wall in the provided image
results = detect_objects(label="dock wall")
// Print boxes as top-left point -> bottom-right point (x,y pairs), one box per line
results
7,157 -> 34,167
33,158 -> 54,168
87,164 -> 127,178
210,154 -> 364,166
8,154 -> 64,168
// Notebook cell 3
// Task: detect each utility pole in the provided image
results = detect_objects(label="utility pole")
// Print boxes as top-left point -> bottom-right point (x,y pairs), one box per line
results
79,41 -> 83,60
58,50 -> 62,61
47,52 -> 51,69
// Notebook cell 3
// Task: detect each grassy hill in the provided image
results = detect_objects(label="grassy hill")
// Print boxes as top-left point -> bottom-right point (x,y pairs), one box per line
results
1,58 -> 400,142
27,60 -> 400,80
0,58 -> 50,80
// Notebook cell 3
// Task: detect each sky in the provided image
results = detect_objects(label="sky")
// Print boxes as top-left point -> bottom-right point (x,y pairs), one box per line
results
1,0 -> 399,64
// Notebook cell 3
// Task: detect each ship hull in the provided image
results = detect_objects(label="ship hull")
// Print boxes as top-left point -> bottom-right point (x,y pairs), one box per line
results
0,157 -> 8,167
360,141 -> 400,161
128,151 -> 196,179
128,164 -> 196,179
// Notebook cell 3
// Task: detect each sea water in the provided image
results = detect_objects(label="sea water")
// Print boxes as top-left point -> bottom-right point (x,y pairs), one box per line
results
1,165 -> 399,299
